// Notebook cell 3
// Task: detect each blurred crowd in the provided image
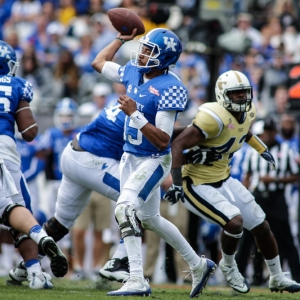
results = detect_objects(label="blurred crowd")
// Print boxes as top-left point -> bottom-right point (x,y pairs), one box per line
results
0,0 -> 300,287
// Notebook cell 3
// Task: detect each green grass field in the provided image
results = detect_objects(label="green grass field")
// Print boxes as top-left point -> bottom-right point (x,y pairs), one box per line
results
0,277 -> 299,300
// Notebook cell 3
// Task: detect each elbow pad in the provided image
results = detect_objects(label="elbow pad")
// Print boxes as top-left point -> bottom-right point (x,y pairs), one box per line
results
246,135 -> 267,154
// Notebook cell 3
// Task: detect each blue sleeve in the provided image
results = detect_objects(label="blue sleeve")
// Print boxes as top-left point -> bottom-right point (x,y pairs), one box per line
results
23,157 -> 46,182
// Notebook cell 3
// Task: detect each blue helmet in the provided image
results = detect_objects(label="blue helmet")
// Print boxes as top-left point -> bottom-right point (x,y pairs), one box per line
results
131,28 -> 182,74
0,40 -> 19,76
53,98 -> 78,130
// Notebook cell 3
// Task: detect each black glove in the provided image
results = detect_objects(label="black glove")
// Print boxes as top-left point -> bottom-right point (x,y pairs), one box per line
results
163,184 -> 184,205
185,146 -> 219,166
261,149 -> 276,171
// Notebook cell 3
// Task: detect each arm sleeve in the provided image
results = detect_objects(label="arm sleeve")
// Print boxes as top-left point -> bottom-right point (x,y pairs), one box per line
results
101,61 -> 122,83
155,110 -> 176,137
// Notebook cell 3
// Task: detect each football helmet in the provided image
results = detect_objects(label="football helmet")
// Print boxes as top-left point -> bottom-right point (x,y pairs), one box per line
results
131,28 -> 182,74
215,70 -> 252,112
0,40 -> 19,76
53,98 -> 78,131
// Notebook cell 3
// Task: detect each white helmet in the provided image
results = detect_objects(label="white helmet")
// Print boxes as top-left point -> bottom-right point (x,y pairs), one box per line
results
215,70 -> 252,112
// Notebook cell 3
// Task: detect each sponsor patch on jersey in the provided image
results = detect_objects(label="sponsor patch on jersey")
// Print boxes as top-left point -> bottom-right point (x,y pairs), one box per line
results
149,86 -> 160,96
227,123 -> 235,129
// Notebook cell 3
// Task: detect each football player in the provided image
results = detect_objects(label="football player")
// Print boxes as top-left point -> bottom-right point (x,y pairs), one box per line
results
0,40 -> 68,288
164,70 -> 300,293
91,28 -> 217,297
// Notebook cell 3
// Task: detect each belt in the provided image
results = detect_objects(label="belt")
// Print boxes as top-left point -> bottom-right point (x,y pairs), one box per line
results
70,137 -> 85,152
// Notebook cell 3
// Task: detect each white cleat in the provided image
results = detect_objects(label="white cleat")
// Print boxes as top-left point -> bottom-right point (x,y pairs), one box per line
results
28,272 -> 53,289
219,258 -> 250,293
269,272 -> 300,293
107,277 -> 151,296
190,257 -> 217,298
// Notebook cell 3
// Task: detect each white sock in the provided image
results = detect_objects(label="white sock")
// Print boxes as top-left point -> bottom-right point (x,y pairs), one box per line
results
145,216 -> 201,270
25,259 -> 42,274
222,250 -> 235,267
123,235 -> 143,278
112,239 -> 127,259
265,255 -> 282,277
28,225 -> 48,244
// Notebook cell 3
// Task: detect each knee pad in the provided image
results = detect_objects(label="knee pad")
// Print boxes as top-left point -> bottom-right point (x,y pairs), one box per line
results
224,230 -> 243,239
0,203 -> 24,227
9,228 -> 31,248
115,204 -> 143,238
43,217 -> 69,242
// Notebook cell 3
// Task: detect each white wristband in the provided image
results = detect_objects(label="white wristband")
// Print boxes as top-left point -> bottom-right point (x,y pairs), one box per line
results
20,123 -> 37,134
16,106 -> 30,114
130,110 -> 148,130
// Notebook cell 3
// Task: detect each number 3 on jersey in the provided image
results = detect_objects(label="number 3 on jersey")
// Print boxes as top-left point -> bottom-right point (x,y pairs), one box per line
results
105,104 -> 143,146
0,85 -> 12,113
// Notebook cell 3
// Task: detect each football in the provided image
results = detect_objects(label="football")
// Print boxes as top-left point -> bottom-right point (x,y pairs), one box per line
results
107,8 -> 145,35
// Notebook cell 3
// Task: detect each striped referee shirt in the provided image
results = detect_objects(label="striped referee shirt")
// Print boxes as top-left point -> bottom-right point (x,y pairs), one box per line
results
242,141 -> 299,192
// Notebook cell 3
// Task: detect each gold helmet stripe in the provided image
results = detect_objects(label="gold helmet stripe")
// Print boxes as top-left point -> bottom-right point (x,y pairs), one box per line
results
233,71 -> 242,83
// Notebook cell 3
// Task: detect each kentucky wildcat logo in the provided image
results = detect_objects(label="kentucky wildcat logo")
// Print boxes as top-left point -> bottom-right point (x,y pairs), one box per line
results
0,46 -> 11,58
163,37 -> 177,51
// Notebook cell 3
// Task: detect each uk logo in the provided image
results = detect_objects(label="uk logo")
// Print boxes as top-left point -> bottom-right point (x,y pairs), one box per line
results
163,37 -> 177,52
0,46 -> 10,58
127,84 -> 132,93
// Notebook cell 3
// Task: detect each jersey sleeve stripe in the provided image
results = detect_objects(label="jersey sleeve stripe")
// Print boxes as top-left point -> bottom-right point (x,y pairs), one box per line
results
199,106 -> 223,138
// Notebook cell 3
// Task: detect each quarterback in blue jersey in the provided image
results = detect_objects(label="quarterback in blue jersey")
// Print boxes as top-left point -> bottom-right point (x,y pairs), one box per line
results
0,40 -> 68,288
91,28 -> 216,297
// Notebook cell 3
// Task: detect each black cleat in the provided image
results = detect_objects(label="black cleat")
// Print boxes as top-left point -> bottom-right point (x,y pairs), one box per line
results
39,236 -> 68,277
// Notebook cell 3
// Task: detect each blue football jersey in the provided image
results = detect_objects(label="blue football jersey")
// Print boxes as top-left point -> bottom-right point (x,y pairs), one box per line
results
78,103 -> 125,161
37,127 -> 80,180
16,136 -> 45,182
119,62 -> 188,157
0,74 -> 33,140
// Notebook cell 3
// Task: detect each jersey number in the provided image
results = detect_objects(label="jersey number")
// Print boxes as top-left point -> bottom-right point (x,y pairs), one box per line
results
212,134 -> 247,160
105,104 -> 143,146
0,85 -> 12,113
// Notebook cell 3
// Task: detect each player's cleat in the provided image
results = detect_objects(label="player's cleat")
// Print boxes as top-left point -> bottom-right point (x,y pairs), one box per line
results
8,262 -> 27,284
189,257 -> 217,298
99,257 -> 130,282
7,261 -> 53,289
269,272 -> 300,293
28,272 -> 53,289
107,277 -> 151,296
39,236 -> 68,277
219,258 -> 250,293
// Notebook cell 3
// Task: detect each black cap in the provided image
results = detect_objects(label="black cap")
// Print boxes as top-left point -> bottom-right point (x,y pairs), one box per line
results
263,117 -> 277,131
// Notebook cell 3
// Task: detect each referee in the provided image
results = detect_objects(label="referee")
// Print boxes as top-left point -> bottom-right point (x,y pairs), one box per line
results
236,117 -> 300,285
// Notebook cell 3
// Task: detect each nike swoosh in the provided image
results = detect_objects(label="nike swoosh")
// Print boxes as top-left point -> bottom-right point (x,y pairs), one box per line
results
139,94 -> 146,97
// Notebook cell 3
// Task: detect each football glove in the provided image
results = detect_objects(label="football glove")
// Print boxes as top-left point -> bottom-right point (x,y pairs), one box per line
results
185,146 -> 219,166
261,149 -> 276,171
163,184 -> 184,205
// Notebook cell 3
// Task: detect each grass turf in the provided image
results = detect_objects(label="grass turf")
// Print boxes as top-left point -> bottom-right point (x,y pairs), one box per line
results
0,277 -> 299,300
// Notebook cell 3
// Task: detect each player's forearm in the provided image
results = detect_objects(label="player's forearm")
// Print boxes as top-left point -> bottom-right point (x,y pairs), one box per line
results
172,126 -> 187,141
171,142 -> 185,169
91,40 -> 122,73
140,124 -> 170,151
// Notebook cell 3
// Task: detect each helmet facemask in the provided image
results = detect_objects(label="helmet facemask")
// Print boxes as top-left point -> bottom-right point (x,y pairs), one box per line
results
131,40 -> 160,74
223,86 -> 252,112
7,59 -> 19,76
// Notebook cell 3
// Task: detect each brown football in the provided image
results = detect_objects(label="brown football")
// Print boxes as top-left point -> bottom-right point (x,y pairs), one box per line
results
107,8 -> 145,35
